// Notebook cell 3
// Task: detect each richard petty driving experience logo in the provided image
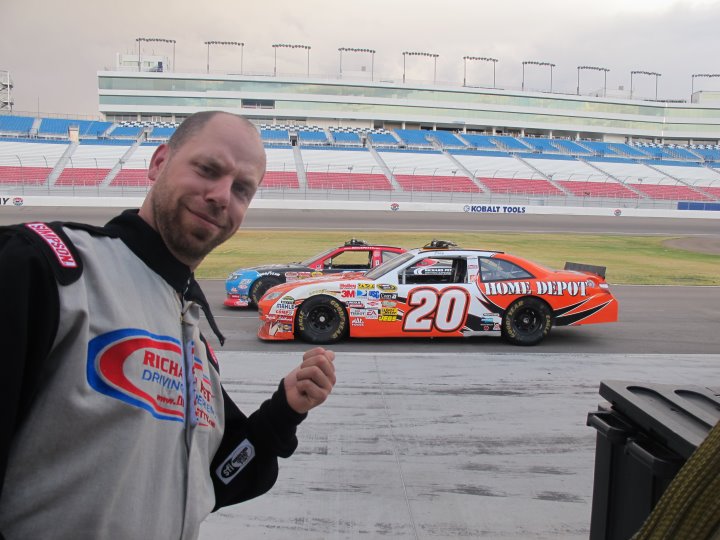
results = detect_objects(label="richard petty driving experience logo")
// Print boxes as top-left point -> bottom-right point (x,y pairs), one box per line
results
87,328 -> 217,426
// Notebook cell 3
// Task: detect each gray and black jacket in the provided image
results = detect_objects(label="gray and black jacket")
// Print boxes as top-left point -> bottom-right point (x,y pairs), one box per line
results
0,209 -> 305,540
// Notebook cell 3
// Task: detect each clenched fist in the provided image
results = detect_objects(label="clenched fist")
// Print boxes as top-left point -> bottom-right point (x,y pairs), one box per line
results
284,347 -> 336,414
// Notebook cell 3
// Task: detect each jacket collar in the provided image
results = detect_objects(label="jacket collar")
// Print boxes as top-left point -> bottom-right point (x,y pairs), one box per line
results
102,209 -> 226,345
104,209 -> 191,294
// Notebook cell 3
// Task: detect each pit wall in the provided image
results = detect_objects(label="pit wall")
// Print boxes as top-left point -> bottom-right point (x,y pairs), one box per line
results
0,195 -> 719,219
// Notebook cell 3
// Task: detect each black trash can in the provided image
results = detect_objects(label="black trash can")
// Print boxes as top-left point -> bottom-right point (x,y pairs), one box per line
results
587,380 -> 720,540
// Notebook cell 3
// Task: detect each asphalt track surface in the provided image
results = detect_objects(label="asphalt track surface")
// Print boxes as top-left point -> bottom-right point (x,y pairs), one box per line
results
3,206 -> 719,539
3,205 -> 720,353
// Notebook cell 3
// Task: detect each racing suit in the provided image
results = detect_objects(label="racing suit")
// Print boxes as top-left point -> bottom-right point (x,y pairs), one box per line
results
0,209 -> 306,540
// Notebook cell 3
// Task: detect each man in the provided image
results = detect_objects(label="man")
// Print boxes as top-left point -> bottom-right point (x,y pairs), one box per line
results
0,111 -> 336,539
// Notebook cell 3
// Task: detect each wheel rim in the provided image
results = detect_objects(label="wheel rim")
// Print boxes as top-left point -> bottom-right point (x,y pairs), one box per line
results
307,305 -> 339,333
512,307 -> 541,335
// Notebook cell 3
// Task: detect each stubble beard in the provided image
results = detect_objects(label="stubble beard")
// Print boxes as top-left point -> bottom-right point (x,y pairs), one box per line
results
152,187 -> 230,267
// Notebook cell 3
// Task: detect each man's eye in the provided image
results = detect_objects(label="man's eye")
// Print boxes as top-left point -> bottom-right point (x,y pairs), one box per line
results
232,183 -> 251,197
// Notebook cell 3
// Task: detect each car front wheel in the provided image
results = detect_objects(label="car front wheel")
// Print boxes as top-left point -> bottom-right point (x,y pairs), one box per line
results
501,297 -> 552,346
296,295 -> 348,344
250,276 -> 282,306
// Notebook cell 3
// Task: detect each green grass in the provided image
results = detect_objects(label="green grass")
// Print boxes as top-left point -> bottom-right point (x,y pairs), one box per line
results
197,230 -> 720,286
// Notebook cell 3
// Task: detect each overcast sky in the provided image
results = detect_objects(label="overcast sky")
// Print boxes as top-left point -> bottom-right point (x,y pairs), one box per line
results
2,0 -> 719,117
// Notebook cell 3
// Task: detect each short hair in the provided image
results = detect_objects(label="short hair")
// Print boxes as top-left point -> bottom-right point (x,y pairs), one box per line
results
168,111 -> 254,151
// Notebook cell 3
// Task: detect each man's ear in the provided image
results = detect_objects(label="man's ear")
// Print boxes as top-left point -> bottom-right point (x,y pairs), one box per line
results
148,144 -> 169,182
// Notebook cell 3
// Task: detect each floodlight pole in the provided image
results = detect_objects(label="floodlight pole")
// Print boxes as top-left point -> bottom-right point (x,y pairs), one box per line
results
522,60 -> 556,92
136,37 -> 176,72
273,43 -> 311,77
402,51 -> 439,84
691,73 -> 720,96
338,47 -> 377,80
577,65 -> 610,96
463,56 -> 498,87
631,70 -> 661,100
204,41 -> 244,74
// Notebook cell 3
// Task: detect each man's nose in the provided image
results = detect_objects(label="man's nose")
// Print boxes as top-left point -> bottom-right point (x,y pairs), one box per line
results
205,175 -> 233,206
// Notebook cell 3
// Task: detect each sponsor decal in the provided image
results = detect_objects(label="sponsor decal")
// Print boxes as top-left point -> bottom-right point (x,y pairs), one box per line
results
357,283 -> 374,290
351,319 -> 365,327
340,289 -> 356,298
268,321 -> 292,335
350,308 -> 368,317
365,310 -> 378,319
275,301 -> 295,311
381,300 -> 397,308
345,300 -> 364,308
390,202 -> 400,211
614,209 -> 622,217
86,328 -> 214,427
379,315 -> 396,322
377,284 -> 397,292
260,271 -> 281,277
463,205 -> 527,214
380,307 -> 398,316
13,197 -> 24,206
216,439 -> 256,485
482,280 -> 587,297
25,222 -> 77,268
340,283 -> 356,289
368,290 -> 380,299
380,292 -> 397,300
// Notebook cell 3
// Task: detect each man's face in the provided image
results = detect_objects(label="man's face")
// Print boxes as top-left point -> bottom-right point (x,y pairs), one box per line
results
142,114 -> 266,269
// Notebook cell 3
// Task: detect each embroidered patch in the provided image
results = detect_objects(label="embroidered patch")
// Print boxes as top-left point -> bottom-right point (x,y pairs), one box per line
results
25,222 -> 78,268
87,328 -> 187,422
216,440 -> 256,485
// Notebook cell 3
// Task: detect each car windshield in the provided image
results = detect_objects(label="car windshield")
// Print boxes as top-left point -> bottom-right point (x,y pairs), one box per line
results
365,252 -> 415,279
299,248 -> 336,266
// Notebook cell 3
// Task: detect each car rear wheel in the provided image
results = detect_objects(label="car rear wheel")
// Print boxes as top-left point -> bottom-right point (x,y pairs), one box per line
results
250,276 -> 282,306
501,297 -> 552,346
296,295 -> 348,344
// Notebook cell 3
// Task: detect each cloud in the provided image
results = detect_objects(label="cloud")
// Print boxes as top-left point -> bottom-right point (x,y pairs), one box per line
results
2,0 -> 719,115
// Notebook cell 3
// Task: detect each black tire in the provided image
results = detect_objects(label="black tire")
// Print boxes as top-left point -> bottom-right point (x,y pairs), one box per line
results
295,295 -> 348,344
501,297 -> 552,346
249,276 -> 282,306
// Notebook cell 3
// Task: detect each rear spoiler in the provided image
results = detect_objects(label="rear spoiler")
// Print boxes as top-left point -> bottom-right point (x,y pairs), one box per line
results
564,261 -> 606,279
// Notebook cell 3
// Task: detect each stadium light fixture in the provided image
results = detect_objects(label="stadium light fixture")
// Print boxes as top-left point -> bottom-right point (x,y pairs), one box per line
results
402,51 -> 440,84
577,65 -> 610,97
630,70 -> 661,100
522,60 -> 556,92
338,47 -> 376,81
691,73 -> 720,95
204,41 -> 244,74
463,56 -> 498,88
136,37 -> 176,72
273,43 -> 311,77
0,70 -> 12,111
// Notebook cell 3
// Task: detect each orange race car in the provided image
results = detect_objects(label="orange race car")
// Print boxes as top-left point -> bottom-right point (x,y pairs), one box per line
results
257,240 -> 618,346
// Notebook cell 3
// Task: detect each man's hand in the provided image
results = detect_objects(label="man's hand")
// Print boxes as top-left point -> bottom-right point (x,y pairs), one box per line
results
284,347 -> 336,414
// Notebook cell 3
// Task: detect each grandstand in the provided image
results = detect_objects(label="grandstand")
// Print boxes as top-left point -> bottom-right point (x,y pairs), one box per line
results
2,66 -> 720,208
2,111 -> 719,208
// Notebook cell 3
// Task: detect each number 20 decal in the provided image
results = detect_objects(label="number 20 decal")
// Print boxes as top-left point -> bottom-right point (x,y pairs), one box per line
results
403,287 -> 470,333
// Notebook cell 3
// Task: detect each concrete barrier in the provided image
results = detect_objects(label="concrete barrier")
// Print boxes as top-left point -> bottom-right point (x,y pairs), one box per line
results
1,194 -> 719,219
